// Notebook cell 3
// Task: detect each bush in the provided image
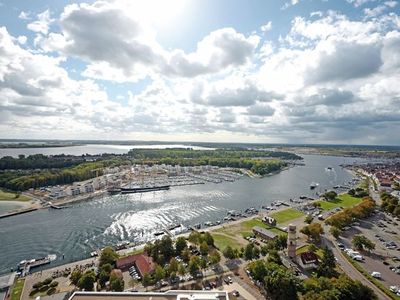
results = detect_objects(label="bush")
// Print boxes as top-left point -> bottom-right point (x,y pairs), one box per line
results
32,282 -> 43,289
42,277 -> 53,285
49,281 -> 59,287
47,287 -> 56,295
39,285 -> 49,292
29,289 -> 38,296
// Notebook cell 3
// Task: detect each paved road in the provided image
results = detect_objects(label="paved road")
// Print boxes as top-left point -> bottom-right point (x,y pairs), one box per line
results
322,233 -> 391,300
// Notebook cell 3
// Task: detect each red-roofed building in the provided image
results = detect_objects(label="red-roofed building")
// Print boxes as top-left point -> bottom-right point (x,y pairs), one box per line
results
116,253 -> 155,276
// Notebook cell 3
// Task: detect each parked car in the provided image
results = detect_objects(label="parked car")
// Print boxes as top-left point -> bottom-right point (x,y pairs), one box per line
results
232,290 -> 240,297
371,271 -> 382,279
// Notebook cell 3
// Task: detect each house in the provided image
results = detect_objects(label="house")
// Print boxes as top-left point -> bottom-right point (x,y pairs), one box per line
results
298,252 -> 319,270
116,253 -> 155,276
252,226 -> 277,240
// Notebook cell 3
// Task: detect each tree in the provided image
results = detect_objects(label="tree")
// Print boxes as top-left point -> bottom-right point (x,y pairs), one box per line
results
178,263 -> 186,276
98,263 -> 112,287
154,265 -> 166,282
77,270 -> 96,291
244,243 -> 255,260
182,248 -> 191,263
209,250 -> 221,265
203,232 -> 214,246
199,257 -> 207,274
110,270 -> 124,292
352,235 -> 375,251
142,273 -> 152,290
335,274 -> 377,300
189,256 -> 200,276
300,223 -> 324,242
267,250 -> 282,265
70,269 -> 82,285
99,247 -> 118,267
188,231 -> 201,245
252,246 -> 260,259
223,246 -> 236,259
169,257 -> 179,274
175,236 -> 187,255
275,235 -> 288,250
263,263 -> 300,300
316,246 -> 337,278
200,241 -> 209,256
302,274 -> 377,300
248,260 -> 268,282
305,215 -> 314,224
323,191 -> 337,201
160,236 -> 174,261
329,226 -> 341,239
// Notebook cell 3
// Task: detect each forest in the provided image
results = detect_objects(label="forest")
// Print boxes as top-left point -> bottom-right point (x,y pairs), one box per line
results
0,148 -> 301,191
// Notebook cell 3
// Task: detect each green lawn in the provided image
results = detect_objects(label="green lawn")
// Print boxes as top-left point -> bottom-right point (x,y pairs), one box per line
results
11,278 -> 24,300
270,208 -> 305,224
212,233 -> 242,250
0,189 -> 31,202
316,194 -> 362,211
212,218 -> 287,250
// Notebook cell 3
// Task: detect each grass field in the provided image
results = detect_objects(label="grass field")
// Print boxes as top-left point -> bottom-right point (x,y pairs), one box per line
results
270,208 -> 305,224
316,194 -> 362,211
11,278 -> 24,300
212,233 -> 242,250
211,218 -> 287,250
0,189 -> 30,202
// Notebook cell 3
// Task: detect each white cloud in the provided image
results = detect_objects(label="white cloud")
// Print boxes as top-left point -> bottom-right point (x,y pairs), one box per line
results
18,11 -> 31,20
40,1 -> 259,81
346,0 -> 377,7
261,21 -> 272,32
17,35 -> 27,45
27,9 -> 54,34
1,2 -> 400,144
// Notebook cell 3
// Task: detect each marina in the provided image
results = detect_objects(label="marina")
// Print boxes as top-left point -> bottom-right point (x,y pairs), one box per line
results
0,154 -> 366,275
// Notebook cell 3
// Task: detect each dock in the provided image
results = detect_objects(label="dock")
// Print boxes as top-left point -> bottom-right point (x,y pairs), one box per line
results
0,207 -> 38,219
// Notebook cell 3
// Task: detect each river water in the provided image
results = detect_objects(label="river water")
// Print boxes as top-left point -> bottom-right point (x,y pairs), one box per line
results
0,154 -> 364,274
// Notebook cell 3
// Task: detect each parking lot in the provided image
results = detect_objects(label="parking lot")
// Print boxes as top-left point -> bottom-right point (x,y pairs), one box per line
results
336,210 -> 400,294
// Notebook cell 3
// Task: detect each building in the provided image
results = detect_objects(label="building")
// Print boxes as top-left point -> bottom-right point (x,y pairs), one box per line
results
69,290 -> 229,300
0,273 -> 16,300
252,226 -> 277,240
65,186 -> 81,196
287,224 -> 297,259
298,252 -> 319,270
116,253 -> 155,276
262,216 -> 276,226
49,186 -> 65,199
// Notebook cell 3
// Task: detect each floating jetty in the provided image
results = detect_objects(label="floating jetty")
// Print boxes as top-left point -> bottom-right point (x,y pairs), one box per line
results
18,254 -> 56,276
108,185 -> 170,194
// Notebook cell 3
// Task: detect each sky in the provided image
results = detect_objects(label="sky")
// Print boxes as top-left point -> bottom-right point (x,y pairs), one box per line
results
0,0 -> 400,145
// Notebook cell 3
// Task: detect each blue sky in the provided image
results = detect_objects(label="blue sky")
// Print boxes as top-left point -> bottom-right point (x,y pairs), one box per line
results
0,0 -> 400,144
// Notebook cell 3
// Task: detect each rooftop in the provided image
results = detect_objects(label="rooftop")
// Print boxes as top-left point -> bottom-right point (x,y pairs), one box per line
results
68,290 -> 229,300
252,226 -> 277,239
300,252 -> 319,265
